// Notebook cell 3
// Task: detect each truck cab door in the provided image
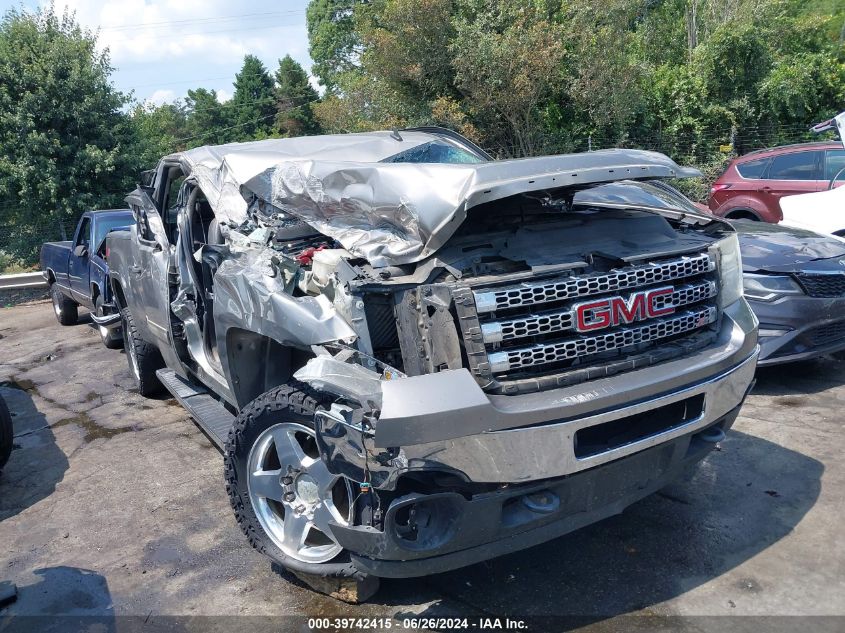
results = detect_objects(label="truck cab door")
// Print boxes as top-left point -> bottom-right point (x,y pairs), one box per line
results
126,189 -> 173,349
68,215 -> 92,304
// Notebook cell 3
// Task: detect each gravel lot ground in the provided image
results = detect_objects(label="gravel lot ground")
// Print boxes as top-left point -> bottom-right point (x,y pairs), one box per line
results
1,299 -> 843,631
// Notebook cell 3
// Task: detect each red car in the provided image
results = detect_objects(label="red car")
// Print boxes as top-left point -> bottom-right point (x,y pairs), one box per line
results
708,141 -> 845,223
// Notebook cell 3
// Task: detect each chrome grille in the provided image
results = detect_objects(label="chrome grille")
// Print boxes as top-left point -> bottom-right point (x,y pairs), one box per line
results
456,252 -> 719,383
488,307 -> 717,372
481,280 -> 716,343
474,253 -> 714,313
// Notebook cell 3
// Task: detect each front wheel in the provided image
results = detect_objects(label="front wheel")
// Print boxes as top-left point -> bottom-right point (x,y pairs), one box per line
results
50,285 -> 78,326
122,308 -> 164,397
224,383 -> 357,575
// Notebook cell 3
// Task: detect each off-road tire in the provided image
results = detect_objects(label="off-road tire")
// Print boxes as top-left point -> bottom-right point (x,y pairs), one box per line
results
224,382 -> 360,578
0,395 -> 12,472
51,284 -> 78,326
95,296 -> 123,349
122,308 -> 164,397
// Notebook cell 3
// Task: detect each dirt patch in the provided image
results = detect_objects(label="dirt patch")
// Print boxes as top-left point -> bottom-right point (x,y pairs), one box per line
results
53,414 -> 138,443
1,376 -> 136,443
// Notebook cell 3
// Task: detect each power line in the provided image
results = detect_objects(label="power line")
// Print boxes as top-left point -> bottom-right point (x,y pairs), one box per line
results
102,21 -> 305,42
97,10 -> 307,33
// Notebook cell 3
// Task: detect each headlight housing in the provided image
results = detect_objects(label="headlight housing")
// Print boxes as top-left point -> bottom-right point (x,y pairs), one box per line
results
714,233 -> 743,308
742,273 -> 804,302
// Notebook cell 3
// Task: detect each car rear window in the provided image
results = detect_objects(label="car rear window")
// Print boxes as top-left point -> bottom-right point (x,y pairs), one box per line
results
825,149 -> 845,181
736,157 -> 769,179
94,215 -> 134,249
766,151 -> 821,180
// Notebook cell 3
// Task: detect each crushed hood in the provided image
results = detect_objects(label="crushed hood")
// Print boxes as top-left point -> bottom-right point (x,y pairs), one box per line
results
733,219 -> 845,273
175,132 -> 702,266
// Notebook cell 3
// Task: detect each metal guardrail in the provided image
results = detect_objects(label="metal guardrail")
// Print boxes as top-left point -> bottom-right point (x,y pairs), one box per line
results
0,271 -> 47,290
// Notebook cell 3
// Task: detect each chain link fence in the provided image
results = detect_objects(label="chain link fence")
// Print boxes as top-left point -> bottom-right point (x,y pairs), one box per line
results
0,214 -> 79,273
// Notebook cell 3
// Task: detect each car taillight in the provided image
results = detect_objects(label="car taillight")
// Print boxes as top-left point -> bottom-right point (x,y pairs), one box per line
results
710,183 -> 732,195
104,246 -> 109,259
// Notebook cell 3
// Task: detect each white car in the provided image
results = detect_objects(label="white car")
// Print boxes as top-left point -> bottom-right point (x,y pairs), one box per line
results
779,111 -> 845,237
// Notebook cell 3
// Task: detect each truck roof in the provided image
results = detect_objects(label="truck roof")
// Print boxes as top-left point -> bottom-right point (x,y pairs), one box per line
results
86,208 -> 133,218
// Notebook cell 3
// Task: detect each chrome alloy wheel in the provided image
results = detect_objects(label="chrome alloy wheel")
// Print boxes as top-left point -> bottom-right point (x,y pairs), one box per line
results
52,291 -> 62,317
247,422 -> 353,564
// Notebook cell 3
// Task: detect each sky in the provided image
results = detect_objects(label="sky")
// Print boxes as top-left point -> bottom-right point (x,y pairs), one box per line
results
0,0 -> 316,105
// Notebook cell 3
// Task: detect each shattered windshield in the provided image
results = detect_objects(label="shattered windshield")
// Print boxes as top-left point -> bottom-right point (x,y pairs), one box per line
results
381,140 -> 485,164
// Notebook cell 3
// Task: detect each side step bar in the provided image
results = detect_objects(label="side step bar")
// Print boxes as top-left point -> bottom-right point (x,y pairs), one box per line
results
156,369 -> 235,451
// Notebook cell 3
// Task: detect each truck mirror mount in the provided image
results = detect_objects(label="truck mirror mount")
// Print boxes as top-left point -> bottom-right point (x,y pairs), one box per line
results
73,244 -> 88,258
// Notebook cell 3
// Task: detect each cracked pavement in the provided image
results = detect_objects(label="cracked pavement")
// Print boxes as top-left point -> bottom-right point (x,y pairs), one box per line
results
0,300 -> 843,628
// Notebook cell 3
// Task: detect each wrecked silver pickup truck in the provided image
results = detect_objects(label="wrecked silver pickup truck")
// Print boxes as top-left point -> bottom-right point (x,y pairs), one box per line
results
105,128 -> 758,583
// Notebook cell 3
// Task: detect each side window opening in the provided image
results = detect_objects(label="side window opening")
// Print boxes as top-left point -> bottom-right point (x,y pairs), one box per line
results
736,157 -> 769,179
136,208 -> 156,242
766,151 -> 821,181
76,217 -> 92,247
825,149 -> 845,182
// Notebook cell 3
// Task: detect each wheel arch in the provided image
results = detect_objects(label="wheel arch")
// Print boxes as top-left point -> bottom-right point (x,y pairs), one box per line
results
723,207 -> 762,221
223,328 -> 314,409
90,281 -> 102,305
110,276 -> 128,311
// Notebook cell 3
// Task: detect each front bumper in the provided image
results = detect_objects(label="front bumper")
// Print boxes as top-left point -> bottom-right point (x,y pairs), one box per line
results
749,294 -> 845,365
311,300 -> 758,576
335,405 -> 742,577
90,311 -> 122,328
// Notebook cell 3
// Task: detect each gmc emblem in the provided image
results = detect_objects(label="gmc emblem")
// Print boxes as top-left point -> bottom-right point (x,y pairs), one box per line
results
573,287 -> 675,333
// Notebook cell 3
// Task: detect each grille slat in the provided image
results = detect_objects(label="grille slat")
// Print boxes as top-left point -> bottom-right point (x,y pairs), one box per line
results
481,280 -> 716,343
487,307 -> 717,373
795,273 -> 845,298
474,253 -> 713,313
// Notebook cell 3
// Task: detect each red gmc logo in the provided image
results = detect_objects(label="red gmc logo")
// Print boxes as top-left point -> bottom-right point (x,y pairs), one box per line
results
573,287 -> 675,333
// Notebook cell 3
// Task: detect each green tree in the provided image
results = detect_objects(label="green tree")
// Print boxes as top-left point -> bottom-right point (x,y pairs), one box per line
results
185,88 -> 232,146
130,102 -> 188,168
230,55 -> 276,140
306,0 -> 360,92
450,1 -> 567,156
274,55 -> 320,136
359,0 -> 456,102
0,6 -> 134,262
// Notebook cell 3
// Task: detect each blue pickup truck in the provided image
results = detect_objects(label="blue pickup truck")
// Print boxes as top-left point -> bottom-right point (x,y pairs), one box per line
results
40,209 -> 134,348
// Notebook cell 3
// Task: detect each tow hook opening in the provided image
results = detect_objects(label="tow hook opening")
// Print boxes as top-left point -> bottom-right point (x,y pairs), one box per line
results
695,424 -> 726,444
389,495 -> 462,551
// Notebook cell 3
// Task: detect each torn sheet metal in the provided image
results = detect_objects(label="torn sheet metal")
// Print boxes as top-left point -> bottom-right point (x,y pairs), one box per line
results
212,247 -> 357,347
172,131 -> 702,266
294,356 -> 385,408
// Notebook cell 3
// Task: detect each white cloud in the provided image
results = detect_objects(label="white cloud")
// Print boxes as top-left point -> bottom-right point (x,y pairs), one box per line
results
43,0 -> 314,101
146,89 -> 176,105
308,74 -> 324,95
51,0 -> 290,65
215,88 -> 232,103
